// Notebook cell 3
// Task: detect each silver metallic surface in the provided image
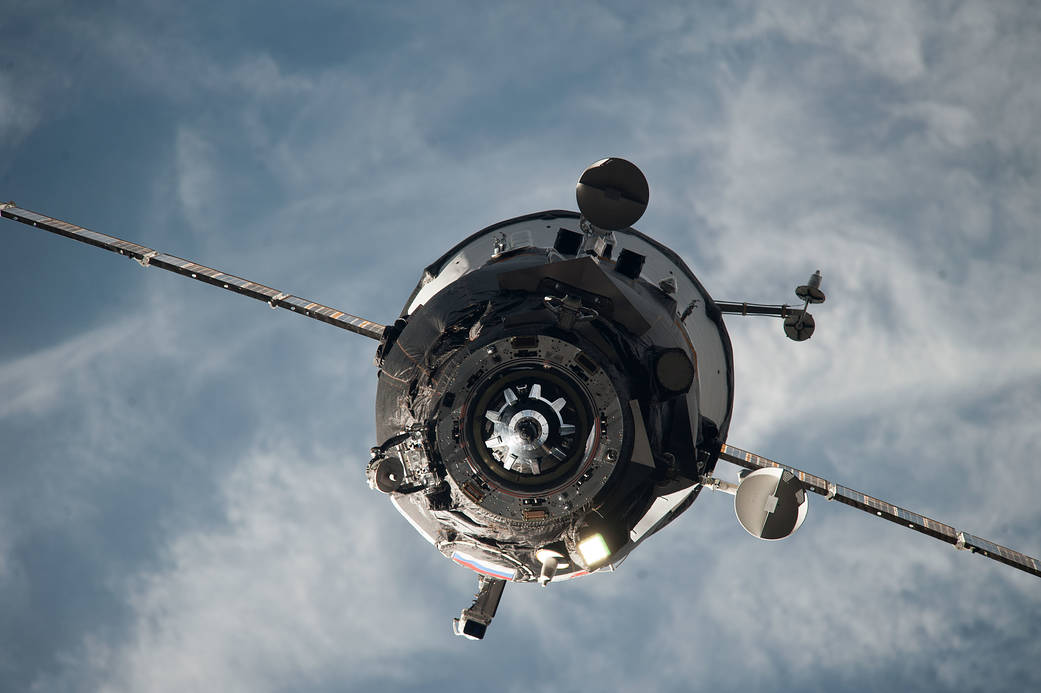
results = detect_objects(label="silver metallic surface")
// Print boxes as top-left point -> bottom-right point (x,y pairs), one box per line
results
435,335 -> 626,526
404,212 -> 731,429
483,383 -> 575,475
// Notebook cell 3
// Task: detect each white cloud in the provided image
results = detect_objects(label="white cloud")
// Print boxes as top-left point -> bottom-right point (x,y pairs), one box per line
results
0,71 -> 41,152
894,101 -> 978,150
0,320 -> 139,421
93,442 -> 454,693
4,2 -> 1041,692
174,129 -> 220,230
744,0 -> 927,82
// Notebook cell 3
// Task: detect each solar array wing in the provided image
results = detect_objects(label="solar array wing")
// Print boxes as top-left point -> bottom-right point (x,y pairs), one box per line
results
1,203 -> 386,341
719,443 -> 1041,579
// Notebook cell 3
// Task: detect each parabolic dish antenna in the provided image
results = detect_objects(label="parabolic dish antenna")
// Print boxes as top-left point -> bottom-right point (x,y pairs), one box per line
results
575,157 -> 649,230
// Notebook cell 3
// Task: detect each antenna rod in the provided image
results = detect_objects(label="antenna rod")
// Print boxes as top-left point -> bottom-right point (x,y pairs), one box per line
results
714,301 -> 805,318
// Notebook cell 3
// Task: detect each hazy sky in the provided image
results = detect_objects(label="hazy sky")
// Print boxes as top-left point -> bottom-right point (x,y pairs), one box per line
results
2,2 -> 1040,692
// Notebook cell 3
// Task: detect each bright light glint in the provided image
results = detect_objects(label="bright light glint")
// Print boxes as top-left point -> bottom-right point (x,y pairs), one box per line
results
578,533 -> 611,565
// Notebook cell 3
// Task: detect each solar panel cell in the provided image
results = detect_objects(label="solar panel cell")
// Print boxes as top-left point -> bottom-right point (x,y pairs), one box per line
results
1,205 -> 386,341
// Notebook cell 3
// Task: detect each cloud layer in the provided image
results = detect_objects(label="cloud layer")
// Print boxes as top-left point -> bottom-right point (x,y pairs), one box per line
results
1,2 -> 1039,692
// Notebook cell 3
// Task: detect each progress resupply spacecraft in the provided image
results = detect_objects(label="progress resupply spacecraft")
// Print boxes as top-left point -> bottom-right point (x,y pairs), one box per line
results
4,158 -> 1037,640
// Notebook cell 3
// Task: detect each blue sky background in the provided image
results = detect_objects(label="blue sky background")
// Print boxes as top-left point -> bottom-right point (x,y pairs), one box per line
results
1,2 -> 1040,691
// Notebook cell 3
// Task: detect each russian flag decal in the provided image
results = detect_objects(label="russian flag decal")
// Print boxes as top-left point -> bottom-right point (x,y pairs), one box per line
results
451,551 -> 517,581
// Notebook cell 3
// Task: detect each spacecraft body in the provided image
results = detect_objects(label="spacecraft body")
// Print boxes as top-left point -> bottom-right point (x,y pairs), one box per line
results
369,210 -> 734,584
6,157 -> 1035,643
